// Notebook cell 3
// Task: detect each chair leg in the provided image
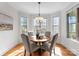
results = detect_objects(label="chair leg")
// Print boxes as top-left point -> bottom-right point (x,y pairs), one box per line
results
24,49 -> 26,56
50,52 -> 51,56
50,50 -> 52,56
50,48 -> 55,56
53,48 -> 55,56
30,53 -> 32,56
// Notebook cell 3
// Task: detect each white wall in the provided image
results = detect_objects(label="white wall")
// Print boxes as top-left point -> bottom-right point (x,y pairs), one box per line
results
60,3 -> 79,55
0,3 -> 20,55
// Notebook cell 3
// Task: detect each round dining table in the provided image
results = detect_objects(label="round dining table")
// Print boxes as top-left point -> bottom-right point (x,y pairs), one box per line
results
30,36 -> 49,45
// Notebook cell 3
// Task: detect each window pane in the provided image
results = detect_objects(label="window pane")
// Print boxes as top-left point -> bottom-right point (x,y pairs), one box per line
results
20,17 -> 27,34
69,24 -> 76,32
53,26 -> 59,34
53,17 -> 59,25
69,16 -> 76,23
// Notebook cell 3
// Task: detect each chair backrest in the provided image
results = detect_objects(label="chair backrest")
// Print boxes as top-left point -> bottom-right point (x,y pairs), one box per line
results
45,31 -> 51,38
28,32 -> 33,36
21,34 -> 31,52
50,33 -> 58,50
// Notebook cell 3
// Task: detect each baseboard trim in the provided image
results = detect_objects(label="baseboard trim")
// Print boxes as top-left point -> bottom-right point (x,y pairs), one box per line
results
62,43 -> 79,56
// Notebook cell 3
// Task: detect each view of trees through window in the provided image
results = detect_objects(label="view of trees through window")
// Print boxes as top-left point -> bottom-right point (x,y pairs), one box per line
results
20,16 -> 27,34
67,10 -> 77,39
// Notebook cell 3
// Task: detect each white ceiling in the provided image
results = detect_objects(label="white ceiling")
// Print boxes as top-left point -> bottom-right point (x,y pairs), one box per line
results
8,2 -> 74,15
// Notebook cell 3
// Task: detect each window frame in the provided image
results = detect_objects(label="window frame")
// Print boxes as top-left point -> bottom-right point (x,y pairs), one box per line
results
66,10 -> 77,39
52,16 -> 60,35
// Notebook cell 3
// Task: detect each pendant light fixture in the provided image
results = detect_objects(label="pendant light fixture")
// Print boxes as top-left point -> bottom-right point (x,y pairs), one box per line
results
35,2 -> 44,20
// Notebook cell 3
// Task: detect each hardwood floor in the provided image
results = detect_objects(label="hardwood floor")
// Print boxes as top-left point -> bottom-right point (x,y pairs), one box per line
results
4,43 -> 76,56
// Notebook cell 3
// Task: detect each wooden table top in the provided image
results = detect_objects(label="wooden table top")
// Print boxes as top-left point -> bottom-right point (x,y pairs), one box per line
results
30,36 -> 49,42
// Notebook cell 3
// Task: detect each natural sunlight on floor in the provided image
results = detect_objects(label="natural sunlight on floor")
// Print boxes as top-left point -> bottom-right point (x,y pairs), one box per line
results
8,46 -> 24,56
6,46 -> 64,56
55,47 -> 62,56
4,43 -> 75,56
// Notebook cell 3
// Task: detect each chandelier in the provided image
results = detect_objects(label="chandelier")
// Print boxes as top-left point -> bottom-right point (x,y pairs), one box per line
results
35,2 -> 44,20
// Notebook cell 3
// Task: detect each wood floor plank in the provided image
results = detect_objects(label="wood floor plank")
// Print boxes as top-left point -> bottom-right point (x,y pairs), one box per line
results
4,43 -> 76,56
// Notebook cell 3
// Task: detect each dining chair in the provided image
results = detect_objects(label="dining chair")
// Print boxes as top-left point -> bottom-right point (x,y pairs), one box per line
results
28,32 -> 36,44
28,32 -> 33,36
45,31 -> 51,38
41,33 -> 58,56
21,34 -> 40,56
49,33 -> 58,56
45,31 -> 51,41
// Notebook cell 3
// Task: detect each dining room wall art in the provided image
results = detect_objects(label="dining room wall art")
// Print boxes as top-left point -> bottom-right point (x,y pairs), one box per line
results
0,13 -> 13,31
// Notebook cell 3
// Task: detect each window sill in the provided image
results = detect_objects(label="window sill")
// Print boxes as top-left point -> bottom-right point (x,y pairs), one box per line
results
68,38 -> 79,43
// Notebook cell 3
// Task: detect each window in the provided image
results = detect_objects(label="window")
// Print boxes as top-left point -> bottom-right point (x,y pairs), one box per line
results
52,16 -> 60,35
20,16 -> 27,34
67,10 -> 77,39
